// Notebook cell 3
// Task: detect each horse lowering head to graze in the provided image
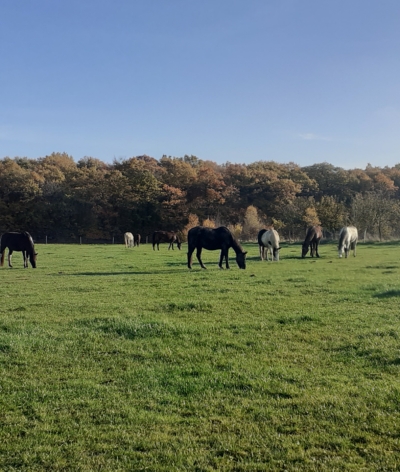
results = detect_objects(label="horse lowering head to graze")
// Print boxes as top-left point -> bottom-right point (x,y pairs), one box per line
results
187,226 -> 247,270
258,228 -> 280,261
124,232 -> 134,248
302,226 -> 323,258
338,226 -> 358,258
0,232 -> 37,268
152,231 -> 182,250
134,234 -> 141,247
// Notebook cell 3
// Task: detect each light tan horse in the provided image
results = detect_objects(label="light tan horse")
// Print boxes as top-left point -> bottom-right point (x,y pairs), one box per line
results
124,232 -> 134,248
338,226 -> 358,258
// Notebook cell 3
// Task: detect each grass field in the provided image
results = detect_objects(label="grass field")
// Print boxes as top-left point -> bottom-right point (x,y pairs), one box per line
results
0,240 -> 399,471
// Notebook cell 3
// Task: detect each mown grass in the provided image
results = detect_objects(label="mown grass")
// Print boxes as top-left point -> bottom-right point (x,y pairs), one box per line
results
0,241 -> 399,471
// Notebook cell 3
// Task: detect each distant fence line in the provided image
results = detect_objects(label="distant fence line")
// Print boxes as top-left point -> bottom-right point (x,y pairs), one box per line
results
34,235 -> 152,245
16,231 -> 400,245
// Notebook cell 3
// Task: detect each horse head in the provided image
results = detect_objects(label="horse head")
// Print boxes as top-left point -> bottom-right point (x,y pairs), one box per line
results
301,244 -> 309,258
273,247 -> 281,261
236,251 -> 247,269
30,251 -> 37,268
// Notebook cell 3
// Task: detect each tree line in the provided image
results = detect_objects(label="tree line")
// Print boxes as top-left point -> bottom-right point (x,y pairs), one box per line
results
1,152 -> 400,242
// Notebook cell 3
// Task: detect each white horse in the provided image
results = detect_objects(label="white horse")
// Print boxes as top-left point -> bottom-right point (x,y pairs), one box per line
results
124,232 -> 134,248
258,229 -> 280,261
338,226 -> 358,258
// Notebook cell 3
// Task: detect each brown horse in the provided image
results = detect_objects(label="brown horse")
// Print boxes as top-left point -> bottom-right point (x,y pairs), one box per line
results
0,232 -> 37,268
301,226 -> 322,258
134,234 -> 141,247
187,226 -> 247,269
152,231 -> 181,250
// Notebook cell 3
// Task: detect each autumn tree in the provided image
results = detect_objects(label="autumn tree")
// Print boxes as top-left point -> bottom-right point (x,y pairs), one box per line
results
351,192 -> 399,241
241,205 -> 264,241
316,196 -> 346,236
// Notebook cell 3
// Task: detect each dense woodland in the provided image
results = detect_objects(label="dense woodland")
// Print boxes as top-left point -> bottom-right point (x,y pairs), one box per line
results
1,152 -> 400,242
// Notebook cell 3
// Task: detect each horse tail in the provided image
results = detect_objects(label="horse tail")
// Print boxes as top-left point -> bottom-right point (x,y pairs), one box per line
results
338,228 -> 346,247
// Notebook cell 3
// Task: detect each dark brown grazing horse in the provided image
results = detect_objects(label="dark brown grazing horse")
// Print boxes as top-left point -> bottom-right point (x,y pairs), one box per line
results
152,231 -> 181,250
187,226 -> 247,269
0,232 -> 37,268
134,234 -> 141,247
301,226 -> 323,258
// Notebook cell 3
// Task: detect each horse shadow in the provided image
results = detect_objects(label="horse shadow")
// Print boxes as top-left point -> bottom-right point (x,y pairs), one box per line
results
373,290 -> 400,299
64,269 -> 187,276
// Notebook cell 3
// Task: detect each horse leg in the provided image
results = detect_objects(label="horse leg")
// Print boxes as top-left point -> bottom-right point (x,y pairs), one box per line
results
225,249 -> 230,269
187,247 -> 195,269
8,250 -> 13,268
218,250 -> 224,269
23,251 -> 28,268
218,247 -> 229,269
268,246 -> 273,261
0,248 -> 4,267
196,248 -> 206,269
315,242 -> 320,258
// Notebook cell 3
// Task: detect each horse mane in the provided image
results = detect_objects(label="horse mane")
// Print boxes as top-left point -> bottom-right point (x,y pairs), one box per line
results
230,233 -> 245,254
23,232 -> 35,253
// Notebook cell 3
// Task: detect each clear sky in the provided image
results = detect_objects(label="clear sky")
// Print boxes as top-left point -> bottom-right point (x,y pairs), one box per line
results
1,1 -> 399,169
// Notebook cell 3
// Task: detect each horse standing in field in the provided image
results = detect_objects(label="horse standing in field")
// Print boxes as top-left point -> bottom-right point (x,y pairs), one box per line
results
134,234 -> 141,247
187,226 -> 247,270
302,226 -> 323,258
152,231 -> 182,250
338,226 -> 358,258
124,232 -> 134,248
0,232 -> 37,268
258,228 -> 280,261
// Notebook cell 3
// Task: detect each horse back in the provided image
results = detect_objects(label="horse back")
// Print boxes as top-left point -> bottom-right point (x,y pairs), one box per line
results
305,225 -> 322,244
261,229 -> 280,248
1,232 -> 33,252
188,226 -> 235,250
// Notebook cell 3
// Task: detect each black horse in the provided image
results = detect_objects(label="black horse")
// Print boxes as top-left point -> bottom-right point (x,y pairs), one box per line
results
187,226 -> 247,269
0,232 -> 37,268
152,231 -> 181,250
301,226 -> 322,258
134,234 -> 141,247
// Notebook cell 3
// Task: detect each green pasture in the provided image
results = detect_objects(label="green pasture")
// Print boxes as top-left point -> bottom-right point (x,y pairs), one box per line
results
0,241 -> 399,471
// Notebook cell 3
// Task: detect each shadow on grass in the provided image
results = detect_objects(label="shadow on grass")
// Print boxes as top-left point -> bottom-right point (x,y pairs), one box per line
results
373,290 -> 400,299
64,270 -> 186,276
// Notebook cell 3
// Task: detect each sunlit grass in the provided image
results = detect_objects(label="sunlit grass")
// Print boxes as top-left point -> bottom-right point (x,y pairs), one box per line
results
0,241 -> 399,470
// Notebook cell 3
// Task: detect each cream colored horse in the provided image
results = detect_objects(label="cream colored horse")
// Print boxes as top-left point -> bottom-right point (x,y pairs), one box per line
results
258,229 -> 280,261
124,232 -> 134,248
338,226 -> 358,258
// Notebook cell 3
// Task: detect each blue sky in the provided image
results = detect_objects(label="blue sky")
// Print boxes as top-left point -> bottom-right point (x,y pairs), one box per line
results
1,1 -> 399,168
